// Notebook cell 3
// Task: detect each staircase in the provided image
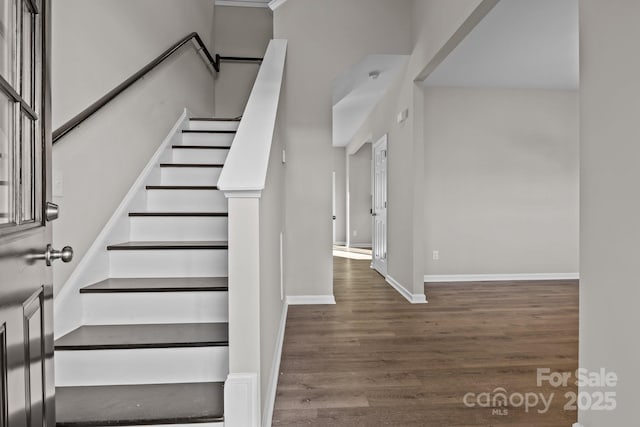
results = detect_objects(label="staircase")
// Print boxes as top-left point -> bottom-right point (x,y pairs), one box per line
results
55,117 -> 239,427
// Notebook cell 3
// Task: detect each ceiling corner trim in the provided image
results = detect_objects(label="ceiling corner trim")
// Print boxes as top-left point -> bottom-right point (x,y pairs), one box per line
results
268,0 -> 289,11
216,0 -> 270,8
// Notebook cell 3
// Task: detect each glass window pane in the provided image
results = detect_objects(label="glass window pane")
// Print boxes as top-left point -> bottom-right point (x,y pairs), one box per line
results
32,4 -> 39,114
0,94 -> 13,225
20,113 -> 33,221
20,3 -> 31,105
0,0 -> 15,85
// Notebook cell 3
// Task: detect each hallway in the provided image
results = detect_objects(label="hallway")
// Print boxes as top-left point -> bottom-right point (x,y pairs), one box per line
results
272,257 -> 578,426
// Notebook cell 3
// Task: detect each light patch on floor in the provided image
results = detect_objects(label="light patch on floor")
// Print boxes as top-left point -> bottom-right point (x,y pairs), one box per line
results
332,246 -> 372,260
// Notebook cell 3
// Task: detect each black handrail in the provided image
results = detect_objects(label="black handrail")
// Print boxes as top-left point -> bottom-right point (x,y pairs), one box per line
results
217,55 -> 263,64
52,32 -> 262,144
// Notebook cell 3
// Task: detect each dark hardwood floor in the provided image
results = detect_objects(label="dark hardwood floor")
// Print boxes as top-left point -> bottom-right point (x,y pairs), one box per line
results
272,256 -> 578,426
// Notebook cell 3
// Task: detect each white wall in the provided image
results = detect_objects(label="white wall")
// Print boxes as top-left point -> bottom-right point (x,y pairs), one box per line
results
52,0 -> 216,293
579,1 -> 640,425
423,87 -> 579,276
259,115 -> 285,420
214,6 -> 273,118
348,143 -> 372,247
348,0 -> 485,297
273,0 -> 413,298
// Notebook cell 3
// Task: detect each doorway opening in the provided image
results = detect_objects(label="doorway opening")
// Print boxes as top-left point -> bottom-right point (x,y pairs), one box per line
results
332,142 -> 373,262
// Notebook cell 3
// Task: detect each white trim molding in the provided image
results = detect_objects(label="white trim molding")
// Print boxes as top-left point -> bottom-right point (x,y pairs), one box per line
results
223,190 -> 263,199
224,373 -> 259,427
262,303 -> 288,427
216,0 -> 270,8
348,243 -> 372,249
268,0 -> 289,11
572,424 -> 584,427
424,273 -> 580,283
386,276 -> 428,304
286,295 -> 336,305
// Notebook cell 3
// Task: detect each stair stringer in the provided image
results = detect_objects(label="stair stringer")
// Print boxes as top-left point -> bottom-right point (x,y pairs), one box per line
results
54,109 -> 192,339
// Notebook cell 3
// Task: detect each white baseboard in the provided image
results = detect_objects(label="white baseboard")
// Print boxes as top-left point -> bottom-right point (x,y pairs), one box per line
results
386,275 -> 427,304
333,241 -> 347,246
225,373 -> 259,427
572,424 -> 584,427
285,295 -> 336,305
348,243 -> 372,249
424,273 -> 580,283
262,303 -> 288,427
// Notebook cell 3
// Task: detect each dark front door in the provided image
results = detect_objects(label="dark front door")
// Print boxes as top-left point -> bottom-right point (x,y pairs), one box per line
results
0,1 -> 55,427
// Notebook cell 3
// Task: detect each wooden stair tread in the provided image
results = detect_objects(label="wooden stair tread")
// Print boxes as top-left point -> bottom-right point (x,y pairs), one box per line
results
145,185 -> 218,190
80,277 -> 228,293
56,382 -> 224,426
159,163 -> 224,168
182,130 -> 236,134
172,145 -> 230,150
55,323 -> 228,350
128,212 -> 228,217
107,241 -> 228,250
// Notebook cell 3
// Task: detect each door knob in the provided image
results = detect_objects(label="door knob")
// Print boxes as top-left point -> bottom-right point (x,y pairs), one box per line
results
34,244 -> 74,266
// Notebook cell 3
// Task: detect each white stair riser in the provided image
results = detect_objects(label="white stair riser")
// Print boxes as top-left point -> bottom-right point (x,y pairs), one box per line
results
109,249 -> 228,278
172,148 -> 229,164
161,167 -> 222,186
55,347 -> 229,386
146,190 -> 227,212
130,217 -> 228,241
181,133 -> 234,147
83,291 -> 228,325
189,120 -> 239,131
82,291 -> 229,325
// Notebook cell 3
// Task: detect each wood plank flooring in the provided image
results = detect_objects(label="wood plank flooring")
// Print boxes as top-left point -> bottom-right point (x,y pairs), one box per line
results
272,257 -> 578,426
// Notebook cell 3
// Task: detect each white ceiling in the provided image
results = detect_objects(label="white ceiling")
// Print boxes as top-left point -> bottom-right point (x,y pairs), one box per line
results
333,55 -> 408,147
424,0 -> 579,89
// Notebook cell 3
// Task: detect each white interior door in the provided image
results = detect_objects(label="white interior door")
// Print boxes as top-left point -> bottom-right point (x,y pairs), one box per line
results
372,135 -> 387,275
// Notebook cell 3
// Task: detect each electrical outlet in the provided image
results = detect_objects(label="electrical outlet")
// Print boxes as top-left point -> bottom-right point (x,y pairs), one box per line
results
432,250 -> 439,261
353,230 -> 358,237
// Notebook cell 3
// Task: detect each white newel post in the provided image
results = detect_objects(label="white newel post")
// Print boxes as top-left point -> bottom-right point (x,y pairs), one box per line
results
224,194 -> 261,427
216,39 -> 287,427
